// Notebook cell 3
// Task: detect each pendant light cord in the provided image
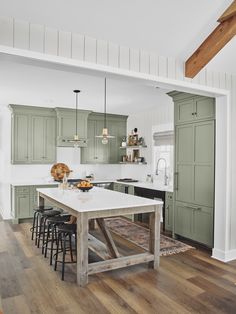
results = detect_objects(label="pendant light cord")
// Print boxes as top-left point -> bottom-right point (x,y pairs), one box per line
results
73,90 -> 80,136
104,78 -> 107,129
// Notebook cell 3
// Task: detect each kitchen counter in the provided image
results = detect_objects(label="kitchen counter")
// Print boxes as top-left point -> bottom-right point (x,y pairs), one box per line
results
11,178 -> 173,192
114,180 -> 173,193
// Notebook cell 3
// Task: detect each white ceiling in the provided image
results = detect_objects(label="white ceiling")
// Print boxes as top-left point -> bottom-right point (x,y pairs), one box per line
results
1,0 -> 235,74
0,55 -> 172,114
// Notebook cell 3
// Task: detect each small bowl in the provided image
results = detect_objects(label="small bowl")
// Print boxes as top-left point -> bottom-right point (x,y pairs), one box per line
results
78,186 -> 93,192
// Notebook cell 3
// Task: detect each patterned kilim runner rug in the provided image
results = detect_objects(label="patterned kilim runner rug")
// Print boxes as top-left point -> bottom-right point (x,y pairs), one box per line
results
105,217 -> 194,256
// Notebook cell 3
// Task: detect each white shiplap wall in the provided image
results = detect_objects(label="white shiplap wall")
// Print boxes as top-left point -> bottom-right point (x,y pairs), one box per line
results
0,16 -> 236,255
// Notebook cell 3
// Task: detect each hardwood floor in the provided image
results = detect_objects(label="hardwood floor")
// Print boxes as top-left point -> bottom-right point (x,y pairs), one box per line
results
1,219 -> 236,314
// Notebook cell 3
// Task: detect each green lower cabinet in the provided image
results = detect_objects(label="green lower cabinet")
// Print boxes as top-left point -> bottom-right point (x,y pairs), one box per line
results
165,192 -> 173,231
113,183 -> 134,220
174,201 -> 213,247
11,184 -> 58,223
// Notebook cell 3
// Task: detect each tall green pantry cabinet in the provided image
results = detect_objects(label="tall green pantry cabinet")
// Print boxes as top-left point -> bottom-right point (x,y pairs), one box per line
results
168,92 -> 215,247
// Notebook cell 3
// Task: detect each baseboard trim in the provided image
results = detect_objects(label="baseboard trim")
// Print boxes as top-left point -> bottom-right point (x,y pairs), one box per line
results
212,248 -> 236,262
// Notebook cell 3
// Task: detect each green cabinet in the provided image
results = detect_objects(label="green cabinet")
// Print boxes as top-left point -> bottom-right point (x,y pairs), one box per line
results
55,108 -> 91,147
11,184 -> 58,223
170,92 -> 215,125
168,92 -> 215,247
175,120 -> 215,207
174,201 -> 213,247
9,105 -> 56,164
113,182 -> 134,195
165,192 -> 173,231
81,113 -> 127,164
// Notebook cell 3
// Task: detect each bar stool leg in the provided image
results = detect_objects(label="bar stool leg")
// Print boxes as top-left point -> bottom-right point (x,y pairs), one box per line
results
41,218 -> 47,254
54,232 -> 61,271
44,222 -> 51,258
50,225 -> 56,265
69,234 -> 74,262
62,233 -> 66,281
31,211 -> 37,240
37,216 -> 44,248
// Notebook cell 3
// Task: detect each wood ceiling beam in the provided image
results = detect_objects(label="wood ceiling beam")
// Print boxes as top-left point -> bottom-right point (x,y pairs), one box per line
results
218,1 -> 236,22
185,1 -> 236,78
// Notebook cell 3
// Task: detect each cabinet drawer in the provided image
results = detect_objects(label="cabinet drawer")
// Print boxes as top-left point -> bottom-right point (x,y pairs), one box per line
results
15,186 -> 30,194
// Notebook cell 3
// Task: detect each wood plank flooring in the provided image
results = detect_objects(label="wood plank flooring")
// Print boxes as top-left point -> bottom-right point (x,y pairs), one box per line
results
0,219 -> 236,314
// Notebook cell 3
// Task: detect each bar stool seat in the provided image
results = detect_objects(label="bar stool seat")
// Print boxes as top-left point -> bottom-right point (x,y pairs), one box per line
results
54,223 -> 77,280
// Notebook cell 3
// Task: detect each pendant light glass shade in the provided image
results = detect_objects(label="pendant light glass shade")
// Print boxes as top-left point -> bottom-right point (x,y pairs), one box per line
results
67,90 -> 81,148
96,78 -> 115,144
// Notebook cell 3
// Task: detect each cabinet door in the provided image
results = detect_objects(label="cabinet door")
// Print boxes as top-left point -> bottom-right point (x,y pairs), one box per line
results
175,99 -> 195,124
195,97 -> 215,121
165,203 -> 173,231
192,206 -> 213,247
193,121 -> 215,207
44,116 -> 56,163
107,120 -> 125,163
31,115 -> 45,163
16,193 -> 31,218
12,114 -> 30,163
175,124 -> 194,203
81,119 -> 96,163
174,202 -> 192,238
95,120 -> 109,163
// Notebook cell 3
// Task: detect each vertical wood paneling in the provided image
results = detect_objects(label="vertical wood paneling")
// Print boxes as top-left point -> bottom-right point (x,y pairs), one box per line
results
175,60 -> 184,81
167,57 -> 176,79
108,42 -> 119,68
29,23 -> 44,53
0,16 -> 13,46
219,72 -> 226,89
44,27 -> 58,55
14,19 -> 29,50
58,31 -> 71,58
84,36 -> 96,63
97,39 -> 108,65
140,51 -> 150,74
158,56 -> 167,77
212,72 -> 220,88
206,70 -> 214,87
130,48 -> 140,72
119,46 -> 129,70
71,33 -> 84,61
149,53 -> 158,76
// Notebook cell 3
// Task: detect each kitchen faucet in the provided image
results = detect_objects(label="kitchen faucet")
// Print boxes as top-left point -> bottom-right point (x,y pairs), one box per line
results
155,158 -> 168,186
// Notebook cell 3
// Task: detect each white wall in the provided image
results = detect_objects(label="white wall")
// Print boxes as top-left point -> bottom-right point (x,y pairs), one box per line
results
121,94 -> 174,181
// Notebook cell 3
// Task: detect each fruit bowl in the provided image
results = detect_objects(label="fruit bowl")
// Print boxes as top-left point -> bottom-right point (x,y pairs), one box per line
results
78,186 -> 93,192
77,180 -> 93,192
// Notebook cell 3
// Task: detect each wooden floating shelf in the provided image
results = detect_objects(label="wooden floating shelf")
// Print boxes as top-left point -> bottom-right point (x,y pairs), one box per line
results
119,145 -> 147,149
119,162 -> 147,165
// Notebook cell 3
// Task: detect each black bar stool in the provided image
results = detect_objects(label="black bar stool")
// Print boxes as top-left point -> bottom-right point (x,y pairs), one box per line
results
30,206 -> 53,242
54,224 -> 77,281
43,215 -> 71,264
37,209 -> 62,251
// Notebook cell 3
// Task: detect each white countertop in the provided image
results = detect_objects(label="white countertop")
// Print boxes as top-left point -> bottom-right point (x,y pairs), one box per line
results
11,178 -> 173,192
114,180 -> 173,192
37,187 -> 163,213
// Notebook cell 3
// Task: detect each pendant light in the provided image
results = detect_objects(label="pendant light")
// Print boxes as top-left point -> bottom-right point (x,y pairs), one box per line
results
68,89 -> 81,148
96,78 -> 115,144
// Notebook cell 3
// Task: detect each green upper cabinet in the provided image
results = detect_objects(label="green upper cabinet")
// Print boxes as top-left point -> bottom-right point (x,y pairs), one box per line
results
9,105 -> 56,164
169,91 -> 215,125
81,112 -> 127,164
12,113 -> 30,163
55,108 -> 91,147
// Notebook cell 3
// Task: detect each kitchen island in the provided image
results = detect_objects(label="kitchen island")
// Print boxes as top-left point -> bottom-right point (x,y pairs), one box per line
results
37,186 -> 163,286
